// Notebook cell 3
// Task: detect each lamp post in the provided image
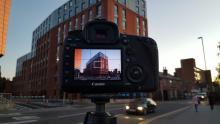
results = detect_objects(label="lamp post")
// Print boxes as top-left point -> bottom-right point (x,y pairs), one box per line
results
198,37 -> 207,70
198,37 -> 209,92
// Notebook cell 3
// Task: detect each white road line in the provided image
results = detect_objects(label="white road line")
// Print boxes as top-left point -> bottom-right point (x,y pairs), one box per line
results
147,105 -> 192,123
0,113 -> 22,117
58,112 -> 85,118
12,116 -> 40,121
0,120 -> 38,124
58,108 -> 123,118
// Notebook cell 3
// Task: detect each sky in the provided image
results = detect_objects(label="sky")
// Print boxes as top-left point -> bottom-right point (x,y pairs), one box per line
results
76,49 -> 121,73
0,0 -> 220,81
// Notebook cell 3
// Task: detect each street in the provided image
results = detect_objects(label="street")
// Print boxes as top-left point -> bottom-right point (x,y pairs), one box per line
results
0,100 -> 193,124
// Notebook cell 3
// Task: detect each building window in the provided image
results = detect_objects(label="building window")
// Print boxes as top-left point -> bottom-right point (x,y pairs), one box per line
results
75,18 -> 78,30
136,17 -> 140,35
89,0 -> 94,6
142,21 -> 146,36
58,27 -> 61,44
69,1 -> 73,7
114,5 -> 118,25
141,0 -> 145,8
142,10 -> 145,17
75,7 -> 79,14
122,9 -> 126,30
89,10 -> 93,21
136,6 -> 139,13
69,21 -> 72,31
64,4 -> 67,11
81,14 -> 85,30
96,5 -> 102,17
58,17 -> 61,23
69,10 -> 73,17
81,2 -> 86,10
64,14 -> 67,20
63,24 -> 67,39
136,0 -> 139,5
58,8 -> 61,15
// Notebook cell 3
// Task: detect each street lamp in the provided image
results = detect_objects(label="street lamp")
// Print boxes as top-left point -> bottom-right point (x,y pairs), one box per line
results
198,37 -> 209,92
198,37 -> 207,70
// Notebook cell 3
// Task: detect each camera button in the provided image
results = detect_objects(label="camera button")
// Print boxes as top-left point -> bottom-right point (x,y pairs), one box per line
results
131,67 -> 143,79
127,65 -> 144,83
126,58 -> 131,63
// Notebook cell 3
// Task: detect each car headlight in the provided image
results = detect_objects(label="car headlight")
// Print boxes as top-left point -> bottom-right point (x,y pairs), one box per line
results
125,106 -> 130,110
137,106 -> 143,111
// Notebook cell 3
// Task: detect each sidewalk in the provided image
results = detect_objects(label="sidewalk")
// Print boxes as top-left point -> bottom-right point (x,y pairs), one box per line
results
150,102 -> 220,124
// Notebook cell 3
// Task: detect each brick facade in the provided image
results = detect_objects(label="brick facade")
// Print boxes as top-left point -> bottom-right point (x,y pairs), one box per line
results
175,58 -> 212,92
0,0 -> 11,57
14,0 -> 148,99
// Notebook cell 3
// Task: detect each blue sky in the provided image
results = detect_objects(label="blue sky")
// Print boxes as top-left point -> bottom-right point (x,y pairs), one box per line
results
0,0 -> 220,80
148,0 -> 220,80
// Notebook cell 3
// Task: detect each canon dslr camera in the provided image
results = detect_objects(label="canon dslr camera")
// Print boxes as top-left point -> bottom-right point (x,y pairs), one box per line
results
61,19 -> 158,93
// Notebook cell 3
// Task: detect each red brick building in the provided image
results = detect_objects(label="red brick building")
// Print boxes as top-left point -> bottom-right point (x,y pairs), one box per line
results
14,0 -> 148,98
0,0 -> 11,57
152,69 -> 185,101
175,58 -> 212,92
84,52 -> 109,76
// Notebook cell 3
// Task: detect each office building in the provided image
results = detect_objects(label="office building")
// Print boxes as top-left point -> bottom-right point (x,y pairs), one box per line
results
175,58 -> 212,92
14,0 -> 147,98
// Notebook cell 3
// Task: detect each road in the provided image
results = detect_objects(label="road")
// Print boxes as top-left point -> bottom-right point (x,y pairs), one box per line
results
0,100 -> 191,124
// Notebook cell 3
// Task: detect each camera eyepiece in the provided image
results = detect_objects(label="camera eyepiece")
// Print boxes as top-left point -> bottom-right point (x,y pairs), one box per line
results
83,19 -> 119,44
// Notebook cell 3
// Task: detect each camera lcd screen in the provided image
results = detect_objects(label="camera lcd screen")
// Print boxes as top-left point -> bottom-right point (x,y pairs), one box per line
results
74,49 -> 122,81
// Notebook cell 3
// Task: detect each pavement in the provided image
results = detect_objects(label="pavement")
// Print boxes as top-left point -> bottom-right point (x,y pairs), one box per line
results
149,102 -> 220,124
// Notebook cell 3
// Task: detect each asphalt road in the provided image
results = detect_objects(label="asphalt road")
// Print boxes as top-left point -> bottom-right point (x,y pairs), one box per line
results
0,100 -> 191,124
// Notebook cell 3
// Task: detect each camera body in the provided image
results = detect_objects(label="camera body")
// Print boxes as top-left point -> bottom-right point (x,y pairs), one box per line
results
60,19 -> 158,93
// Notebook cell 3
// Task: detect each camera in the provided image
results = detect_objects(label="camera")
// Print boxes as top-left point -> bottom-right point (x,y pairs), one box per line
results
60,19 -> 158,93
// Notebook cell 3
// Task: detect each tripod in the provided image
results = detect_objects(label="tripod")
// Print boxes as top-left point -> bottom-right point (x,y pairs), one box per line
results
83,97 -> 117,124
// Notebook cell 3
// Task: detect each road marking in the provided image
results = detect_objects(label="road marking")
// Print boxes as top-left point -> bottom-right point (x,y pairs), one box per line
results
0,120 -> 38,124
0,113 -> 22,117
12,116 -> 40,121
58,112 -> 85,118
58,108 -> 123,118
147,105 -> 192,123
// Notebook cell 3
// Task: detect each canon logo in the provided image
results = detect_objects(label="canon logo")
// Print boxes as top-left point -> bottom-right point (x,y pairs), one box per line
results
91,82 -> 106,86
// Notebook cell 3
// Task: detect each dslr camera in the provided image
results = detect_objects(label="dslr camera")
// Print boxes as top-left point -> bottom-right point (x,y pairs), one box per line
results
60,19 -> 158,93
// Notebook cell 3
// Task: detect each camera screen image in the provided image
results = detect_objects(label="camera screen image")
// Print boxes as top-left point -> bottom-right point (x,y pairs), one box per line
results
74,49 -> 121,81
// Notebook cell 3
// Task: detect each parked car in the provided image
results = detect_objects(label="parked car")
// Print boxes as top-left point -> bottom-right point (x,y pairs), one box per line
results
125,98 -> 157,115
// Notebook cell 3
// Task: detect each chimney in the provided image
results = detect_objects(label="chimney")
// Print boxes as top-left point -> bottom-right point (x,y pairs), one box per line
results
163,67 -> 168,76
